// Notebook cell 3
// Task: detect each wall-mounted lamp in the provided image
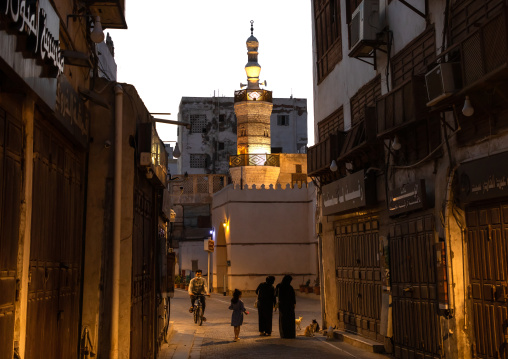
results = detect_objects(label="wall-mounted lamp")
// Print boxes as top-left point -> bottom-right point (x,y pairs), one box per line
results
462,96 -> 474,117
223,219 -> 227,228
330,160 -> 338,172
392,135 -> 402,151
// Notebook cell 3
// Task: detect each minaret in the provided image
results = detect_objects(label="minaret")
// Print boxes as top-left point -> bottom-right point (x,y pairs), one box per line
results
230,21 -> 280,188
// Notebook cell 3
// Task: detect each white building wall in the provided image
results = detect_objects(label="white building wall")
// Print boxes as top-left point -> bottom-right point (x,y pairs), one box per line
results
271,98 -> 308,153
311,1 -> 445,137
211,183 -> 317,293
178,240 -> 211,277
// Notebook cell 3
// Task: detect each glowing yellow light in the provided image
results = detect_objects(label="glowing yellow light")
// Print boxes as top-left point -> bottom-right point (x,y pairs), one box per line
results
245,65 -> 261,79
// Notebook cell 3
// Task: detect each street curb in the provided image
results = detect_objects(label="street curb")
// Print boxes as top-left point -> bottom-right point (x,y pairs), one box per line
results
166,321 -> 175,343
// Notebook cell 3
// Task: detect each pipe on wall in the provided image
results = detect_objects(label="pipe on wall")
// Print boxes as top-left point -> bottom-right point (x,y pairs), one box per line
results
110,84 -> 123,359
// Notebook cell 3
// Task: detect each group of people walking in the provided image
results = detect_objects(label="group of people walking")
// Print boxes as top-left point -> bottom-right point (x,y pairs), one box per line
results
228,274 -> 297,341
187,270 -> 298,342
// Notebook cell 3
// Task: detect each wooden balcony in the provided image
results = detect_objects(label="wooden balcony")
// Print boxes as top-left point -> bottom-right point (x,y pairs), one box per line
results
307,133 -> 345,177
376,76 -> 428,138
88,0 -> 127,29
457,6 -> 508,92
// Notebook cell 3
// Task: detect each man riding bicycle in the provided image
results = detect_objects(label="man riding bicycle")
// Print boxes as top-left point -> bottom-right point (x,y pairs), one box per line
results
188,269 -> 210,320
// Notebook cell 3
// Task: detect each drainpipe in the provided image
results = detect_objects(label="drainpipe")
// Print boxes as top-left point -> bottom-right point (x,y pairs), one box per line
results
110,84 -> 123,359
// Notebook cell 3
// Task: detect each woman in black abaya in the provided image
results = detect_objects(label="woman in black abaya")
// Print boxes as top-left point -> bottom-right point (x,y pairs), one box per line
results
255,276 -> 276,336
276,274 -> 296,338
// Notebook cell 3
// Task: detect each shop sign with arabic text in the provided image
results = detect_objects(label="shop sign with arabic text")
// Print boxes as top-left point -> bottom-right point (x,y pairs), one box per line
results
388,180 -> 426,217
0,0 -> 64,76
458,152 -> 508,203
322,170 -> 376,215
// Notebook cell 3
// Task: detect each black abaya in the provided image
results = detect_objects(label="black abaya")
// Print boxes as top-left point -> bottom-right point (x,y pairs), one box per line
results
276,277 -> 296,338
256,282 -> 276,334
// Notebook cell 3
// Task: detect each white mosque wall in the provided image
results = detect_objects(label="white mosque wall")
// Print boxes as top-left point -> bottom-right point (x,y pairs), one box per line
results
211,182 -> 317,293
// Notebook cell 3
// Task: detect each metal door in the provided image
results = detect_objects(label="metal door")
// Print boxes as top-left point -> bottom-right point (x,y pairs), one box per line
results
466,202 -> 508,359
0,108 -> 22,359
26,115 -> 84,359
390,215 -> 443,359
131,185 -> 155,359
336,218 -> 382,341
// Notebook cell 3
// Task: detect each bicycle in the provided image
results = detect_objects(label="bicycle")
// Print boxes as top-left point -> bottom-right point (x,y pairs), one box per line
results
193,295 -> 205,326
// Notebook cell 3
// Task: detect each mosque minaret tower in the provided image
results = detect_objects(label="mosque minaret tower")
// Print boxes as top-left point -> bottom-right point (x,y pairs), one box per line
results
229,21 -> 281,187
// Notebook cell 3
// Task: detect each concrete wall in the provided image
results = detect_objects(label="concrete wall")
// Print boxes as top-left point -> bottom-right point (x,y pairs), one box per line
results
211,183 -> 317,293
82,81 -> 140,358
178,240 -> 212,277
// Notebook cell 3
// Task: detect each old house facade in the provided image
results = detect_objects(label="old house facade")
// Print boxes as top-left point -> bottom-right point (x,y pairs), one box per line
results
0,1 -> 172,358
309,0 -> 508,358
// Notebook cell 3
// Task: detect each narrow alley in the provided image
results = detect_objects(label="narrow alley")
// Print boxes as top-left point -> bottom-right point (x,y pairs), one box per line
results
160,289 -> 390,359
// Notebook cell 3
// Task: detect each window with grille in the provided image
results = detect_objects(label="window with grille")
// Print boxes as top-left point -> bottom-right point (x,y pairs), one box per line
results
190,114 -> 207,134
218,142 -> 225,150
318,107 -> 344,142
350,76 -> 381,126
192,260 -> 198,272
277,115 -> 289,126
314,0 -> 342,82
190,154 -> 207,168
296,164 -> 302,173
450,0 -> 504,45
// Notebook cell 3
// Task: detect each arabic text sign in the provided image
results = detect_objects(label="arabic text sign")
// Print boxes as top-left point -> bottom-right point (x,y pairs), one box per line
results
0,0 -> 64,76
388,180 -> 426,217
322,170 -> 371,216
458,152 -> 508,203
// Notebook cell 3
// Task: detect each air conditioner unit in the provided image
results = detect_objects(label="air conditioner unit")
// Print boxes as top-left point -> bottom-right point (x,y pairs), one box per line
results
425,63 -> 462,107
349,0 -> 380,57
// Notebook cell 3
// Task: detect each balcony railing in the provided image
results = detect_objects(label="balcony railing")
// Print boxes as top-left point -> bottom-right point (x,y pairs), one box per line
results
234,89 -> 273,103
376,76 -> 429,138
307,133 -> 345,176
229,154 -> 280,167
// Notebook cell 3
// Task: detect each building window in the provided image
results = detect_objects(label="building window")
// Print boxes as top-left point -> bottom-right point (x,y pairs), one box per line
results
350,75 -> 381,126
190,114 -> 207,134
192,260 -> 198,272
218,142 -> 225,150
295,164 -> 302,173
190,154 -> 207,168
219,114 -> 226,122
271,147 -> 283,153
318,106 -> 344,142
314,0 -> 342,82
277,115 -> 289,126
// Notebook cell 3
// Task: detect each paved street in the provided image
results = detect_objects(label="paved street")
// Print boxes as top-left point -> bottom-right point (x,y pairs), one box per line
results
159,289 -> 390,359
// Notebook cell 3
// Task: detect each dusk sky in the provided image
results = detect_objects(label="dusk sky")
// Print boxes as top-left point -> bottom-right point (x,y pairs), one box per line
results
108,1 -> 315,146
